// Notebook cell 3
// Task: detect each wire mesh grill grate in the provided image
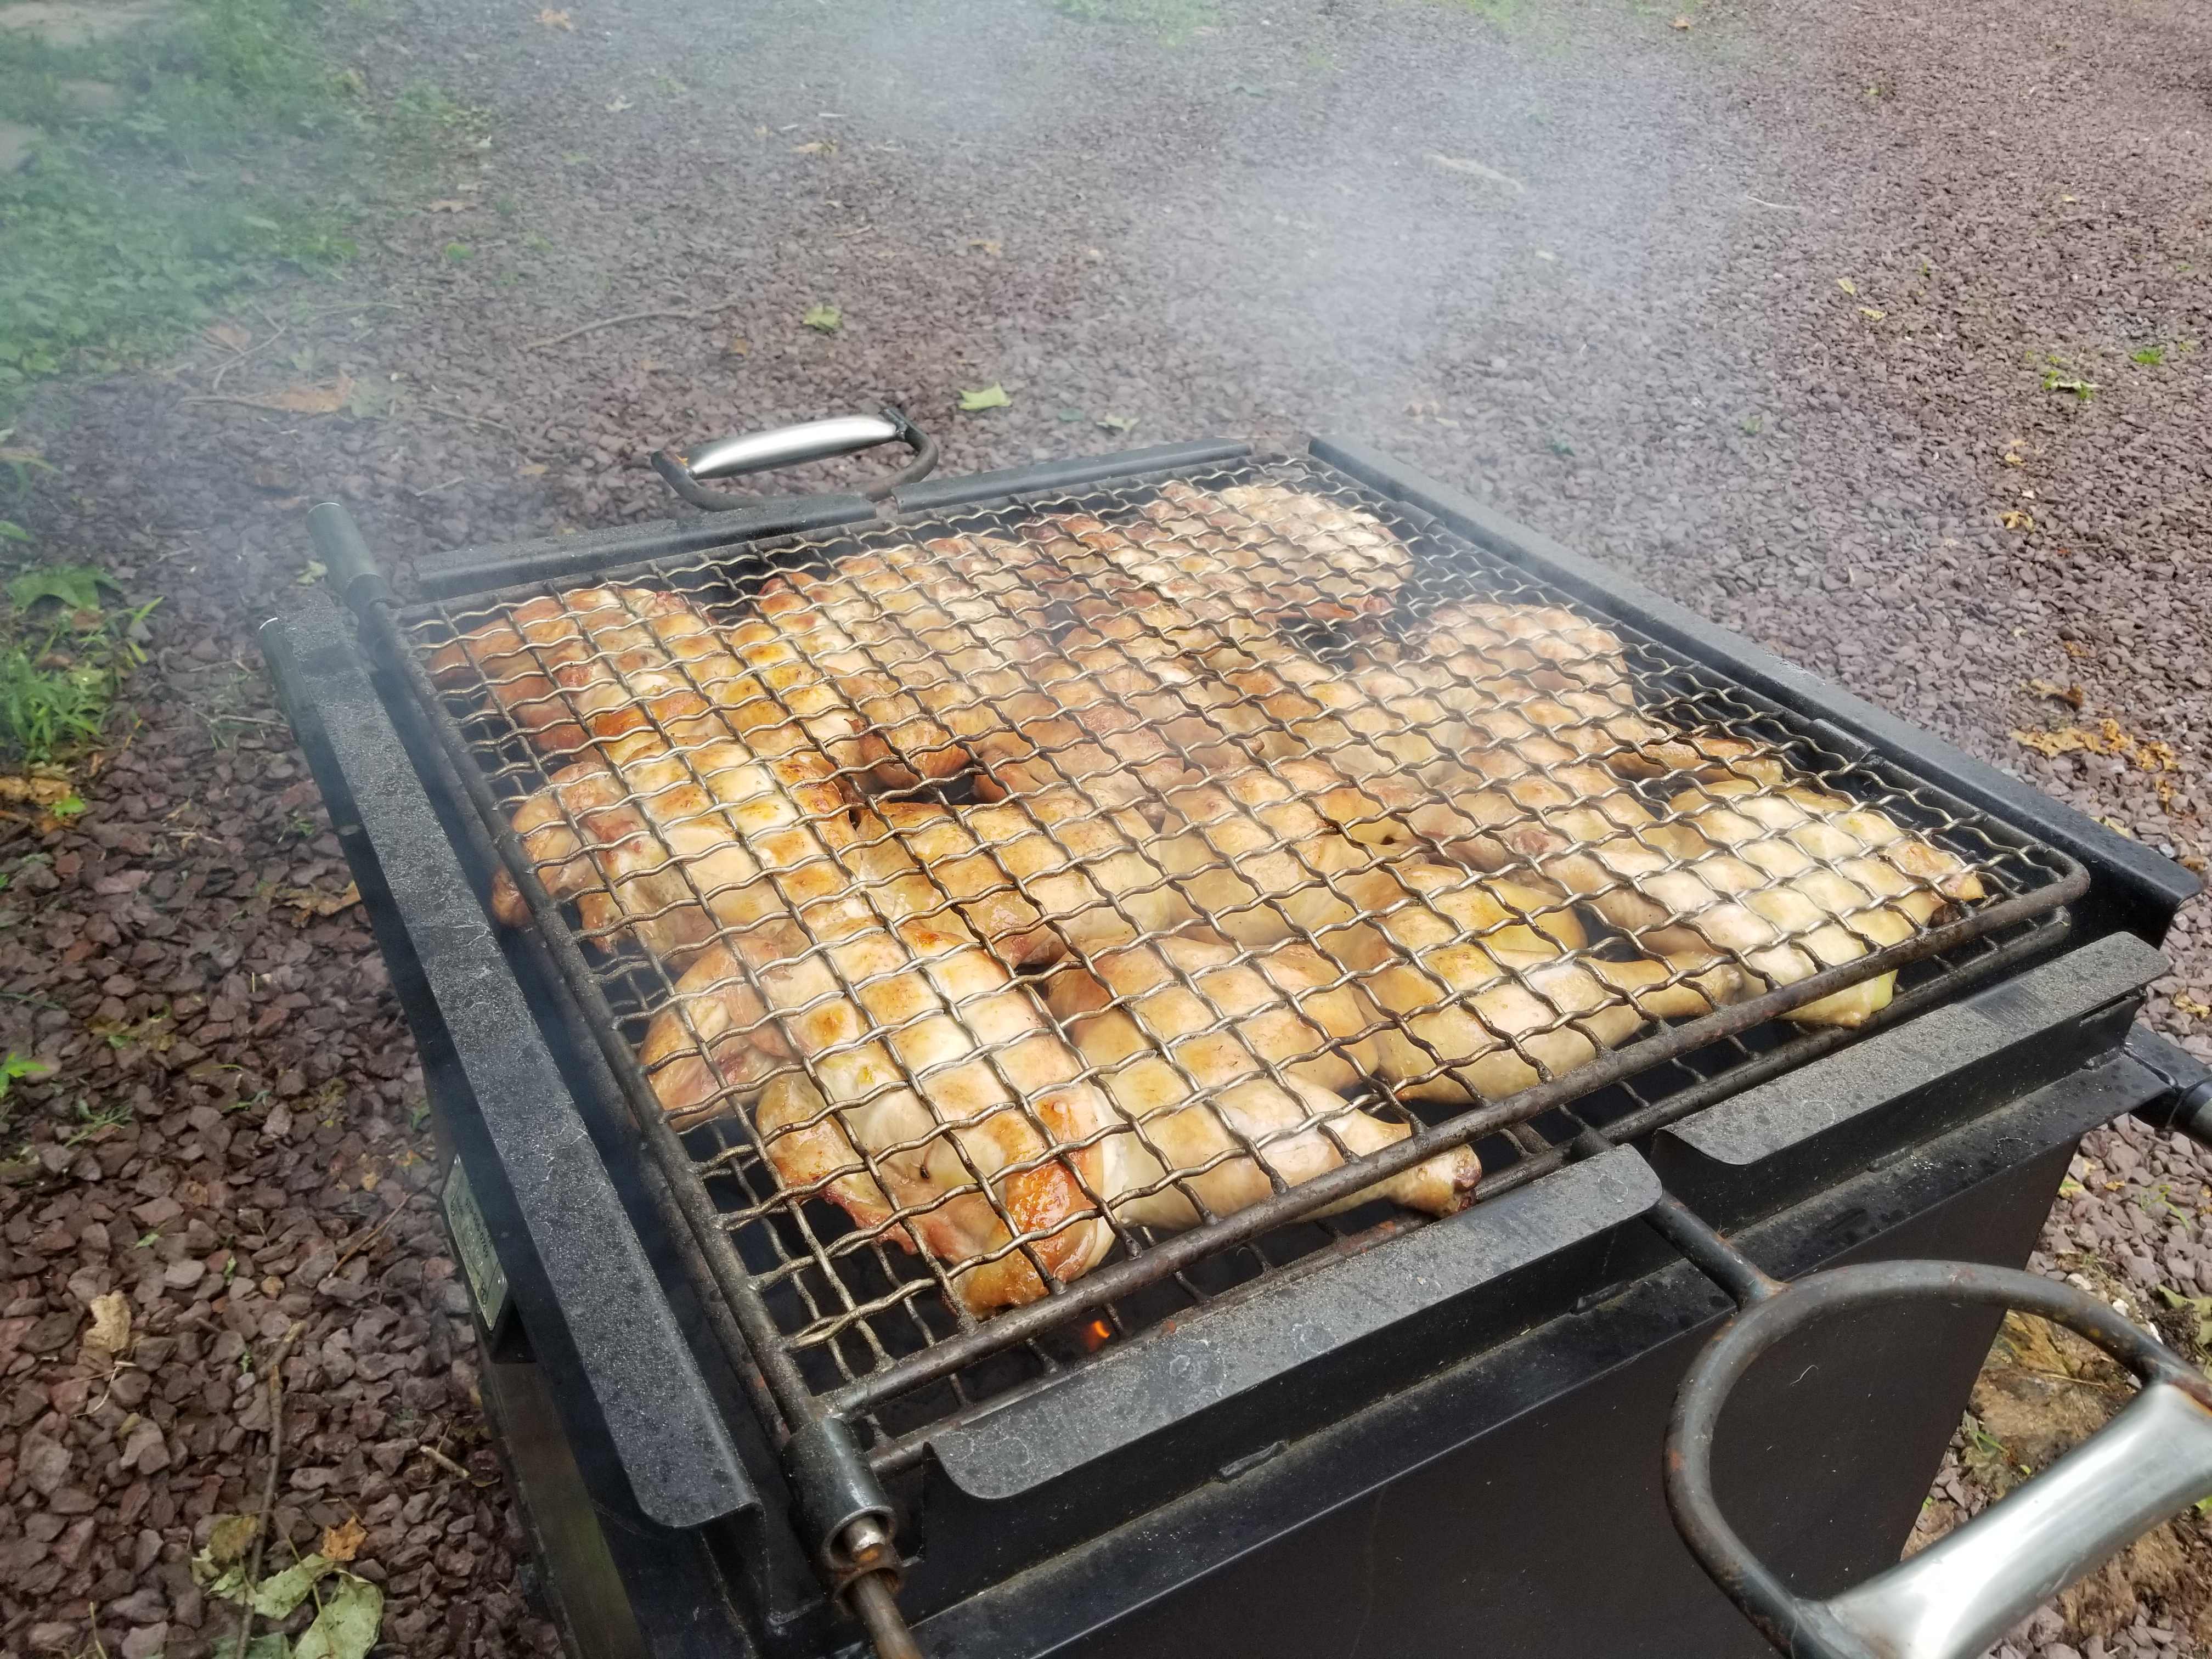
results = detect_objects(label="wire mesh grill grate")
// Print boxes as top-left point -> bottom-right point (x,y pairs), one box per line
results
394,452 -> 2080,1443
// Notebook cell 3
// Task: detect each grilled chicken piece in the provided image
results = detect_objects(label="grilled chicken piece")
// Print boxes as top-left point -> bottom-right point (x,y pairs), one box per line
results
1126,480 -> 1413,624
458,579 -> 1494,1318
1042,932 -> 1480,1225
1054,498 -> 1982,1031
446,586 -> 1123,1317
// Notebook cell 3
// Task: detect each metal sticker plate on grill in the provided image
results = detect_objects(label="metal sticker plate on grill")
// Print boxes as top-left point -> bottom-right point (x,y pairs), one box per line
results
443,1155 -> 513,1335
388,450 -> 2085,1461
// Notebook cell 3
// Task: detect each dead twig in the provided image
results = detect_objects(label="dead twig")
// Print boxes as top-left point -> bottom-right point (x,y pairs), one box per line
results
208,325 -> 290,394
414,400 -> 518,435
176,394 -> 318,416
526,296 -> 741,349
416,1442 -> 473,1481
330,1197 -> 408,1274
234,1320 -> 307,1659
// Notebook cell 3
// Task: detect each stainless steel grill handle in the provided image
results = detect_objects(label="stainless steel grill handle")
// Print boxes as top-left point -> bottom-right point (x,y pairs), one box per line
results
1666,1261 -> 2212,1659
650,406 -> 937,509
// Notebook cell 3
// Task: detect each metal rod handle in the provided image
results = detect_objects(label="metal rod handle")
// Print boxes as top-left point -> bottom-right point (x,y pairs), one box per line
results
1666,1261 -> 2212,1659
651,405 -> 938,509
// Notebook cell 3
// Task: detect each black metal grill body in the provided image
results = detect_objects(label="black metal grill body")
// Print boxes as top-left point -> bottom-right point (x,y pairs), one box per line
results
263,437 -> 2203,1659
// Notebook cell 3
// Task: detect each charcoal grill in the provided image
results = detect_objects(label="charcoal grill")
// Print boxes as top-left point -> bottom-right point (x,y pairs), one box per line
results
262,430 -> 2210,1659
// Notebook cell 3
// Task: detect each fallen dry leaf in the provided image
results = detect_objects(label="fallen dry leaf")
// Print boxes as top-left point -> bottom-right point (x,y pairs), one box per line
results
278,880 -> 362,917
725,334 -> 749,356
85,1290 -> 131,1356
1429,152 -> 1525,193
2023,678 -> 2085,709
319,1515 -> 368,1564
2175,990 -> 2212,1021
1836,276 -> 1858,295
0,772 -> 76,810
258,375 -> 358,415
2010,718 -> 2179,780
206,1514 -> 258,1568
515,462 -> 548,478
968,238 -> 1002,255
1669,13 -> 1692,26
1858,306 -> 1887,320
536,6 -> 573,26
1999,509 -> 2034,531
792,139 -> 833,155
207,321 -> 252,352
426,199 -> 473,213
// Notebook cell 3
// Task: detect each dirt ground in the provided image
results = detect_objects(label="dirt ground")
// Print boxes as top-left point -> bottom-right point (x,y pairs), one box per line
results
1,0 -> 2209,1655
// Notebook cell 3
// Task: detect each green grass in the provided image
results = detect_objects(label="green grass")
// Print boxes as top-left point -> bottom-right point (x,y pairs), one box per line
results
0,562 -> 157,765
0,0 -> 361,414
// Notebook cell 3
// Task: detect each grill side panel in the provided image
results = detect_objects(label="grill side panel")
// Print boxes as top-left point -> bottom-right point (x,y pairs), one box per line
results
264,596 -> 759,1531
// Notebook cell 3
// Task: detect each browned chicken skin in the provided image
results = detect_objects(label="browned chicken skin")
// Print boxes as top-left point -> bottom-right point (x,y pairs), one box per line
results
437,481 -> 1987,1324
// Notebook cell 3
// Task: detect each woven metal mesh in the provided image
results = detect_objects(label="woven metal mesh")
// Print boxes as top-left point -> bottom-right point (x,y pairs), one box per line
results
397,452 -> 2077,1442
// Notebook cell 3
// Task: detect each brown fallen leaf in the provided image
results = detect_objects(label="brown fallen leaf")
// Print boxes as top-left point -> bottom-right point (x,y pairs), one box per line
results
85,1290 -> 131,1356
207,321 -> 253,352
0,772 -> 76,809
537,6 -> 573,26
426,199 -> 473,213
319,1515 -> 368,1564
2023,678 -> 2085,709
2009,718 -> 2179,774
206,1514 -> 258,1568
278,880 -> 362,917
1858,306 -> 1886,320
725,334 -> 749,356
515,462 -> 548,477
259,374 -> 358,415
1998,508 -> 2034,531
968,238 -> 1002,256
1669,13 -> 1692,26
792,139 -> 833,155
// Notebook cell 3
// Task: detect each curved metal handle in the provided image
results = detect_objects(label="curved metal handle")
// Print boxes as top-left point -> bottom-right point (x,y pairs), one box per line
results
1666,1260 -> 2212,1659
650,406 -> 938,510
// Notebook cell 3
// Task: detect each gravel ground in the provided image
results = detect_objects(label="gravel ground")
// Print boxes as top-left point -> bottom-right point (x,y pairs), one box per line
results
1,0 -> 2207,1654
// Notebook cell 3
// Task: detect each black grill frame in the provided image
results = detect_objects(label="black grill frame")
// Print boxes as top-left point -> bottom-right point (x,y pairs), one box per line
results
272,432 -> 2205,1659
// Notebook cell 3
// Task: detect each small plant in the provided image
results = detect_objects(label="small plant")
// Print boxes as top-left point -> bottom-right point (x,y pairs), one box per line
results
385,82 -> 493,172
802,303 -> 842,334
0,1051 -> 52,1101
0,562 -> 159,764
2132,346 -> 2165,365
2037,354 -> 2098,401
63,1097 -> 134,1147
